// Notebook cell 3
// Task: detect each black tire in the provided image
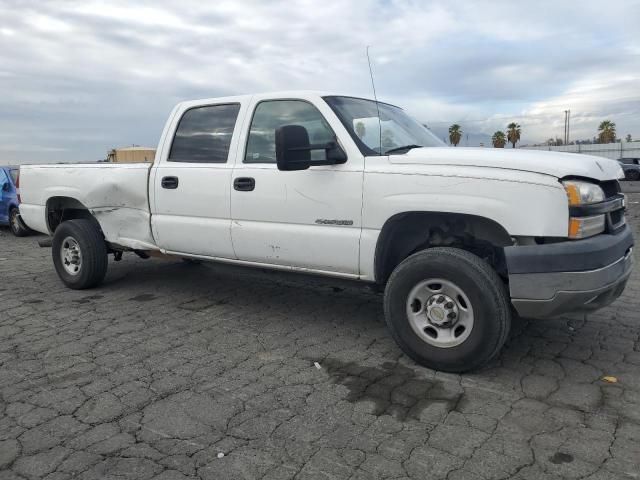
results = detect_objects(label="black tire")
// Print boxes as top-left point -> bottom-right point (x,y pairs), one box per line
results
627,170 -> 640,181
52,219 -> 108,289
9,208 -> 31,237
384,247 -> 511,373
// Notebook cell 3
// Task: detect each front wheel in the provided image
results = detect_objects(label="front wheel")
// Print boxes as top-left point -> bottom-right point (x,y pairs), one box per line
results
52,219 -> 108,289
384,247 -> 511,373
9,208 -> 31,237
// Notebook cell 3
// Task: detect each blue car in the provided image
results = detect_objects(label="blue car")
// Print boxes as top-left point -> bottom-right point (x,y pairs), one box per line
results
0,166 -> 31,236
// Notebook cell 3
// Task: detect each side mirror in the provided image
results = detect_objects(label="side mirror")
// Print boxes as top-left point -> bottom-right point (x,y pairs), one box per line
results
1,182 -> 9,192
275,125 -> 347,171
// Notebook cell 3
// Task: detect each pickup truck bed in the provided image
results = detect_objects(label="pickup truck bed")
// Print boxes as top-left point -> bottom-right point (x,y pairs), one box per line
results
19,163 -> 156,250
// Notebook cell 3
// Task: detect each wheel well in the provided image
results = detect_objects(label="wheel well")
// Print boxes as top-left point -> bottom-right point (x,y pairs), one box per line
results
374,212 -> 513,284
46,197 -> 96,233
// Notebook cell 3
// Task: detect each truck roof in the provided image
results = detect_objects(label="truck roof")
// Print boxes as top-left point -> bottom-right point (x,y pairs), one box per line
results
183,90 -> 334,105
175,91 -> 404,111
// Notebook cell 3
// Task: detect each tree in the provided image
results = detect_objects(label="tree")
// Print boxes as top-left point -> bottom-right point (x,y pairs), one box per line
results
598,120 -> 616,144
492,131 -> 506,148
626,134 -> 632,143
507,122 -> 521,148
448,124 -> 462,146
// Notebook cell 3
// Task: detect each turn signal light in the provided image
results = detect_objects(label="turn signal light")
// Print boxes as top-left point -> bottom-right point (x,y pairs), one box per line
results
568,215 -> 605,239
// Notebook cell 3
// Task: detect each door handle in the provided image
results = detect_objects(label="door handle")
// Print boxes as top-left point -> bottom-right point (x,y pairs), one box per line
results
233,177 -> 255,192
161,176 -> 179,189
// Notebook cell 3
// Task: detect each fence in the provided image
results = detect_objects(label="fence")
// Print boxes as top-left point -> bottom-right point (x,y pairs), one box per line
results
520,141 -> 640,160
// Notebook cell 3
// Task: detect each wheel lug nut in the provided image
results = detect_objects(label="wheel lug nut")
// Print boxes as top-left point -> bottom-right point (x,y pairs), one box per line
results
445,302 -> 454,309
447,312 -> 456,319
436,296 -> 445,304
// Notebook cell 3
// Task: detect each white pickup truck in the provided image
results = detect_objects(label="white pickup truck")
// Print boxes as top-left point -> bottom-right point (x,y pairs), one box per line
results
19,91 -> 633,372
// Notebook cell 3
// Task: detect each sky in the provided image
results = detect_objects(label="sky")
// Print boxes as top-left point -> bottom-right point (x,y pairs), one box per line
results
1,0 -> 639,163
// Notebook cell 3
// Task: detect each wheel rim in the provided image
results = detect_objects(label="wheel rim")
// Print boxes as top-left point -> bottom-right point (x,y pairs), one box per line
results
60,236 -> 82,276
406,278 -> 474,348
9,210 -> 20,233
10,210 -> 19,233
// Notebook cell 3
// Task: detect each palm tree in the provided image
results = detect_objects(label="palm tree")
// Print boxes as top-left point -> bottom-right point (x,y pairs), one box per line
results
506,122 -> 521,148
448,124 -> 462,147
598,120 -> 616,144
625,134 -> 632,143
492,131 -> 506,148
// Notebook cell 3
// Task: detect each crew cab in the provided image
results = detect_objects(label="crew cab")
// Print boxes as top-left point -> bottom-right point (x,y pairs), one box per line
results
19,91 -> 633,372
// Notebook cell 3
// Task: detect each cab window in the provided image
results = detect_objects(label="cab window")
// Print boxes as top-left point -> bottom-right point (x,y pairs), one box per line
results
244,100 -> 336,163
169,103 -> 240,163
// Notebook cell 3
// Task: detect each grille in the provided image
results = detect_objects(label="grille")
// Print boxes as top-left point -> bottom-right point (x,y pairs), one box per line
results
601,180 -> 621,198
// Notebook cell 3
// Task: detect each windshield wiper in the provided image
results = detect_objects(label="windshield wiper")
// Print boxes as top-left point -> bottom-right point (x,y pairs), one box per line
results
384,144 -> 423,154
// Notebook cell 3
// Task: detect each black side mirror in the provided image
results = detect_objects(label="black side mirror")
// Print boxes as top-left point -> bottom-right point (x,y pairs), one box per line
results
276,125 -> 347,171
1,182 -> 9,192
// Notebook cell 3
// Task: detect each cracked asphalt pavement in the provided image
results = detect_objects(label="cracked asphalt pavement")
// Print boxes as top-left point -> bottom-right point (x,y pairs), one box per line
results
1,194 -> 640,480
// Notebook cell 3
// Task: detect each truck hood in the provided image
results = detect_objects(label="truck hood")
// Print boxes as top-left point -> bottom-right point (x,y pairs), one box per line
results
389,147 -> 623,182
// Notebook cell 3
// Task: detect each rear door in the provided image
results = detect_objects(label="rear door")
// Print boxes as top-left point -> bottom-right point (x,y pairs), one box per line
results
151,99 -> 247,257
230,96 -> 364,275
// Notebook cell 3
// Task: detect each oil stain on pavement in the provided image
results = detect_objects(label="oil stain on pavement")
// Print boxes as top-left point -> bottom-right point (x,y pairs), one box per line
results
321,358 -> 461,421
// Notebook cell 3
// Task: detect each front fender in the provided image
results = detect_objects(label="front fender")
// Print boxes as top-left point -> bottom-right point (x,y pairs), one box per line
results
358,171 -> 568,281
363,173 -> 567,236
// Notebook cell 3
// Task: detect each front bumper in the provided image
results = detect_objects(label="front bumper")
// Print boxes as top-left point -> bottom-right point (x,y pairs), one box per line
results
505,225 -> 634,318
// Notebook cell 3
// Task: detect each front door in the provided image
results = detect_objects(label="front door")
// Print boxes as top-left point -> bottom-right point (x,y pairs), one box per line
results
230,99 -> 363,275
151,102 -> 244,258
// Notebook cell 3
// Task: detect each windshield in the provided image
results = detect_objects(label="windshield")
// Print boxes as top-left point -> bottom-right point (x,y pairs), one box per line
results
323,96 -> 445,155
9,169 -> 18,184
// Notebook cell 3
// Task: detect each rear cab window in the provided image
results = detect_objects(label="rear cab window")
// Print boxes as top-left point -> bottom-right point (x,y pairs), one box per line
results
169,103 -> 241,163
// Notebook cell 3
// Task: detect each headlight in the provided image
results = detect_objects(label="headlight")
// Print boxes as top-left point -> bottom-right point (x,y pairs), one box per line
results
563,180 -> 605,205
562,180 -> 606,239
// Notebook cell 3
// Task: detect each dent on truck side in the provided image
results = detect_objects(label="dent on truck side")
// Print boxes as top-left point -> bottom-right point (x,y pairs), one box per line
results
24,164 -> 157,251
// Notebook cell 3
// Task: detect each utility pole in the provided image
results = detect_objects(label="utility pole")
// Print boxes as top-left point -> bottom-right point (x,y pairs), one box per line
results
563,110 -> 568,145
567,109 -> 570,145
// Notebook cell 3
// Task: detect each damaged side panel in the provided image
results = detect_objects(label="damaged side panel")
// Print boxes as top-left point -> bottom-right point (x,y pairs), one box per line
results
19,163 -> 158,250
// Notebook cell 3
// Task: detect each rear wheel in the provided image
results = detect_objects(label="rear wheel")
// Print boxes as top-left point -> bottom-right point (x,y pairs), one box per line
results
384,247 -> 511,373
52,219 -> 108,289
627,170 -> 640,181
9,208 -> 31,237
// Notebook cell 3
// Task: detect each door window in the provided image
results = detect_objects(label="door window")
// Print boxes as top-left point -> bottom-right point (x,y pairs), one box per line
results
244,100 -> 336,163
169,103 -> 241,163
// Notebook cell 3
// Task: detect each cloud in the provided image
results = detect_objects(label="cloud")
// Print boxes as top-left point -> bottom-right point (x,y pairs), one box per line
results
0,0 -> 638,162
